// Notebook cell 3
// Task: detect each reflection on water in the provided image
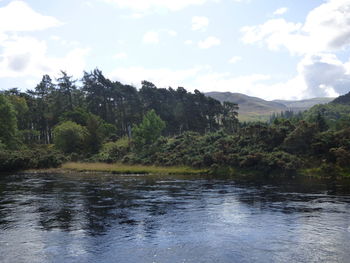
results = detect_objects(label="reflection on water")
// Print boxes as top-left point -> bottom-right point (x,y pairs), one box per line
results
0,173 -> 350,263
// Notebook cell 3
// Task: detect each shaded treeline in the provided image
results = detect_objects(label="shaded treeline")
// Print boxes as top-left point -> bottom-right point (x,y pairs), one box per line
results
2,69 -> 238,146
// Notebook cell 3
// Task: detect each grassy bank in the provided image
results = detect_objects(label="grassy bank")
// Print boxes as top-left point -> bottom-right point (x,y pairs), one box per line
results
62,162 -> 208,175
301,167 -> 350,179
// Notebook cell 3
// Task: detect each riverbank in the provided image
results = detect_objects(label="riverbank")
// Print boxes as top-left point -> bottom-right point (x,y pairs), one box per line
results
61,162 -> 208,175
20,162 -> 349,179
301,167 -> 350,179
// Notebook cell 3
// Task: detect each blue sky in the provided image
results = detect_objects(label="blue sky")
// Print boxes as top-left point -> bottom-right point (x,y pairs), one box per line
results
0,0 -> 350,100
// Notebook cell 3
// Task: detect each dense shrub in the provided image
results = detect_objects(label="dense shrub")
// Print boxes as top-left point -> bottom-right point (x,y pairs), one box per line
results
53,121 -> 88,154
94,137 -> 130,163
132,110 -> 165,149
0,148 -> 65,172
329,147 -> 350,167
282,121 -> 317,154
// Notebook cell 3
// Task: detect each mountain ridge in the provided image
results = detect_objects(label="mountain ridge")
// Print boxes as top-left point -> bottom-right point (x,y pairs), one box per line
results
205,91 -> 334,122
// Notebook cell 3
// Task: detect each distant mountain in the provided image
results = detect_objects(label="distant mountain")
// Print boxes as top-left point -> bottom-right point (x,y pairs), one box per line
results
206,92 -> 334,122
274,98 -> 334,111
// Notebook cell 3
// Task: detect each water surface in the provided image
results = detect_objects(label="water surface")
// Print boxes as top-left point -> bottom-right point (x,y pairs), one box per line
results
0,172 -> 350,263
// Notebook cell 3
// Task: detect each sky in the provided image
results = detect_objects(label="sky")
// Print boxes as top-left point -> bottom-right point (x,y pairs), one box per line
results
0,0 -> 350,100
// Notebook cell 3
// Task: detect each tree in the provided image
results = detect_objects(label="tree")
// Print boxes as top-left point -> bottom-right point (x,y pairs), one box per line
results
53,121 -> 87,153
57,71 -> 77,111
315,110 -> 328,132
6,94 -> 29,130
84,114 -> 116,154
132,110 -> 165,149
0,94 -> 18,148
221,101 -> 239,133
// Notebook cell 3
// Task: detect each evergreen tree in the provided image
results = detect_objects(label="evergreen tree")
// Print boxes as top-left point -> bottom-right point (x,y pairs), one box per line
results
0,94 -> 18,148
132,110 -> 165,149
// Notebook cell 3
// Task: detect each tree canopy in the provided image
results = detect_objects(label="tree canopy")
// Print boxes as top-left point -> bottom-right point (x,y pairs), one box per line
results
132,110 -> 166,148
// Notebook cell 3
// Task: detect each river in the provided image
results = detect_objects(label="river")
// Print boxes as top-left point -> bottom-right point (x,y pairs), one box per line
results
0,172 -> 350,263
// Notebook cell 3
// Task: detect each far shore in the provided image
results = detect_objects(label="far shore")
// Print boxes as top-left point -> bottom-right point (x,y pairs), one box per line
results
16,162 -> 350,180
23,162 -> 209,176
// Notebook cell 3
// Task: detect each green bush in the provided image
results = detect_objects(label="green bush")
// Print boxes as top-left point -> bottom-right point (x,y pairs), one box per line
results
94,137 -> 130,163
132,110 -> 165,149
0,148 -> 65,172
53,121 -> 88,154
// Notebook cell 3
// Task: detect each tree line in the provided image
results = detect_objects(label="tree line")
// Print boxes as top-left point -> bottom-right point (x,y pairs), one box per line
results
0,69 -> 238,165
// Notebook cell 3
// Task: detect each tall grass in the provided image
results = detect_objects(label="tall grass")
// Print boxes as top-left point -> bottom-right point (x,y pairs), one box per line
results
62,162 -> 208,175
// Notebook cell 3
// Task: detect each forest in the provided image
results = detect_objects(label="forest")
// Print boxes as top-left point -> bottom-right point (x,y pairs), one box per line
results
1,69 -> 350,178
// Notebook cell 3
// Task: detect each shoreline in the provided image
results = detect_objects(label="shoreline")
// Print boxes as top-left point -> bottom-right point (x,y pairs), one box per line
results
7,162 -> 350,180
59,162 -> 208,175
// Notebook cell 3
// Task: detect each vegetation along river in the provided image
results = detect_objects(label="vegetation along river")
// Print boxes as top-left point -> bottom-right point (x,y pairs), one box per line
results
1,172 -> 350,263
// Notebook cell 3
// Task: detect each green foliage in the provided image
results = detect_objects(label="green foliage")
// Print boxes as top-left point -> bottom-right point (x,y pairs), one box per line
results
60,107 -> 90,126
329,147 -> 350,167
1,70 -> 241,153
0,140 -> 6,150
0,94 -> 19,149
84,114 -> 114,154
282,121 -> 317,154
221,101 -> 239,133
0,147 -> 65,172
94,137 -> 130,163
304,103 -> 350,129
132,110 -> 165,149
8,95 -> 28,113
53,121 -> 88,154
20,129 -> 40,144
121,129 -> 304,175
60,110 -> 117,154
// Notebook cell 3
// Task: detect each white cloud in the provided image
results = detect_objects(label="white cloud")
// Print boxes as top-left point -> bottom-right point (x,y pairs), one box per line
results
50,35 -> 80,47
0,1 -> 88,88
102,0 -> 208,13
142,31 -> 159,44
50,35 -> 61,41
0,35 -> 90,79
107,65 -> 302,100
239,0 -> 350,99
165,30 -> 177,37
229,56 -> 242,64
192,16 -> 209,31
192,72 -> 306,100
296,53 -> 350,97
130,13 -> 144,19
241,19 -> 305,54
122,12 -> 145,19
114,52 -> 128,59
185,40 -> 193,45
241,0 -> 350,55
142,30 -> 176,44
0,1 -> 62,33
83,1 -> 94,8
198,36 -> 221,49
109,66 -> 203,88
107,52 -> 350,100
273,7 -> 288,15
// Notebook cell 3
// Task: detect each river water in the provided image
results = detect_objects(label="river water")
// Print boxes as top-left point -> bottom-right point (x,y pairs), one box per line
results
0,172 -> 350,263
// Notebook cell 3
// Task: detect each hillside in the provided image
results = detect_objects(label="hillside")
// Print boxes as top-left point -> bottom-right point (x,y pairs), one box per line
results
206,92 -> 333,122
274,98 -> 334,111
331,91 -> 350,104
